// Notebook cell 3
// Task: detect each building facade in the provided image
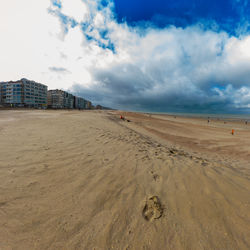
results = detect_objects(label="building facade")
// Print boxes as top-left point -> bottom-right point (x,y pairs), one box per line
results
0,85 -> 2,106
47,89 -> 74,109
86,100 -> 92,109
74,96 -> 87,109
0,78 -> 47,108
0,80 -> 95,110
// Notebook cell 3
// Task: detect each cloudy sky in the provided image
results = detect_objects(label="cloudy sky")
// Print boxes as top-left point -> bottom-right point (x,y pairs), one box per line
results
1,0 -> 250,113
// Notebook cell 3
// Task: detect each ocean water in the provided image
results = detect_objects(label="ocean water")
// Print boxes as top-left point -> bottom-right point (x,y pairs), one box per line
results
144,111 -> 250,121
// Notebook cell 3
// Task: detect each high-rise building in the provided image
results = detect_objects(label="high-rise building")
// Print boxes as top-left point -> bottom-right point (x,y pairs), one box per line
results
74,96 -> 87,109
0,85 -> 2,107
0,78 -> 47,108
86,100 -> 92,109
47,89 -> 74,109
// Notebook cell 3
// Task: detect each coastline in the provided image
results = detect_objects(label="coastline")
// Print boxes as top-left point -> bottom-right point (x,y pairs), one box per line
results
117,110 -> 250,162
130,110 -> 250,121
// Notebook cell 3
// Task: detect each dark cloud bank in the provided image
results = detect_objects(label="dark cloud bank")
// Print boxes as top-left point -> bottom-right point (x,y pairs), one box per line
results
71,55 -> 250,113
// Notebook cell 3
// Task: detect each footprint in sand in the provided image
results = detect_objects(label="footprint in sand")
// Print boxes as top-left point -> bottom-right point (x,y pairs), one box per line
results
150,171 -> 160,182
142,196 -> 163,221
150,170 -> 160,182
201,161 -> 208,166
153,174 -> 160,181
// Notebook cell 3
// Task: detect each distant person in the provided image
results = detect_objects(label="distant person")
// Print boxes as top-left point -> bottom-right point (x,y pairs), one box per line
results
245,121 -> 248,125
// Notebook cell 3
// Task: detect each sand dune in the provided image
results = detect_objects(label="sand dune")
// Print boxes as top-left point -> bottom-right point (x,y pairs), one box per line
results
0,110 -> 249,249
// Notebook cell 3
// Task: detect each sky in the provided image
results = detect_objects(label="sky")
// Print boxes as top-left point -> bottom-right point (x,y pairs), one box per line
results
1,0 -> 250,113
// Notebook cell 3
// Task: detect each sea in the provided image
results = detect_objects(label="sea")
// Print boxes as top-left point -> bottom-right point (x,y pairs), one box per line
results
139,111 -> 250,121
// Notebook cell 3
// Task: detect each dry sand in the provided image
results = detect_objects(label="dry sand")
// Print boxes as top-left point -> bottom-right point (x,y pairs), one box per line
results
0,110 -> 249,250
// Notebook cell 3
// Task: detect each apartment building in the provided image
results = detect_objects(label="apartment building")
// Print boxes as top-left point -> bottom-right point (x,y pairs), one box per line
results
86,100 -> 92,109
0,78 -> 47,108
0,85 -> 2,106
0,79 -> 95,110
74,96 -> 87,109
47,89 -> 74,109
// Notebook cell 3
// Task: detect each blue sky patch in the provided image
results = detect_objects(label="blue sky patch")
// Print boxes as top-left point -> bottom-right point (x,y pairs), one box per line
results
113,0 -> 250,35
51,0 -> 62,9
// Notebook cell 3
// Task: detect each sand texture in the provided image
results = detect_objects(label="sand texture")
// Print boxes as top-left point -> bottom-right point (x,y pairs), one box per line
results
0,110 -> 250,250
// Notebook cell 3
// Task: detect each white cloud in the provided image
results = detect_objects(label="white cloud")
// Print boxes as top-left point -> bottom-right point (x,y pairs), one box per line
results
61,0 -> 88,23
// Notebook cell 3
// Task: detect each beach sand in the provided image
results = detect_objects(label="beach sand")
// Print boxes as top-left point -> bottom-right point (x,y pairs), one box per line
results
0,110 -> 249,249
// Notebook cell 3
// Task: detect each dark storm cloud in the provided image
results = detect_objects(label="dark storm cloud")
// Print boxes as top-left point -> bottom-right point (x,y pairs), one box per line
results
70,55 -> 250,113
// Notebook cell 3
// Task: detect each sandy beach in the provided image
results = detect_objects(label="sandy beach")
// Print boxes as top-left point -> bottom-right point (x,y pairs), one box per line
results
0,110 -> 249,250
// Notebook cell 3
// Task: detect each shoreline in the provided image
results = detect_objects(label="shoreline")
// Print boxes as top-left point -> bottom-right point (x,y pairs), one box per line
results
125,110 -> 250,121
115,110 -> 250,163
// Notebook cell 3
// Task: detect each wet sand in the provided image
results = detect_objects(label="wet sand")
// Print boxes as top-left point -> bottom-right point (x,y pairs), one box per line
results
0,110 -> 249,249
